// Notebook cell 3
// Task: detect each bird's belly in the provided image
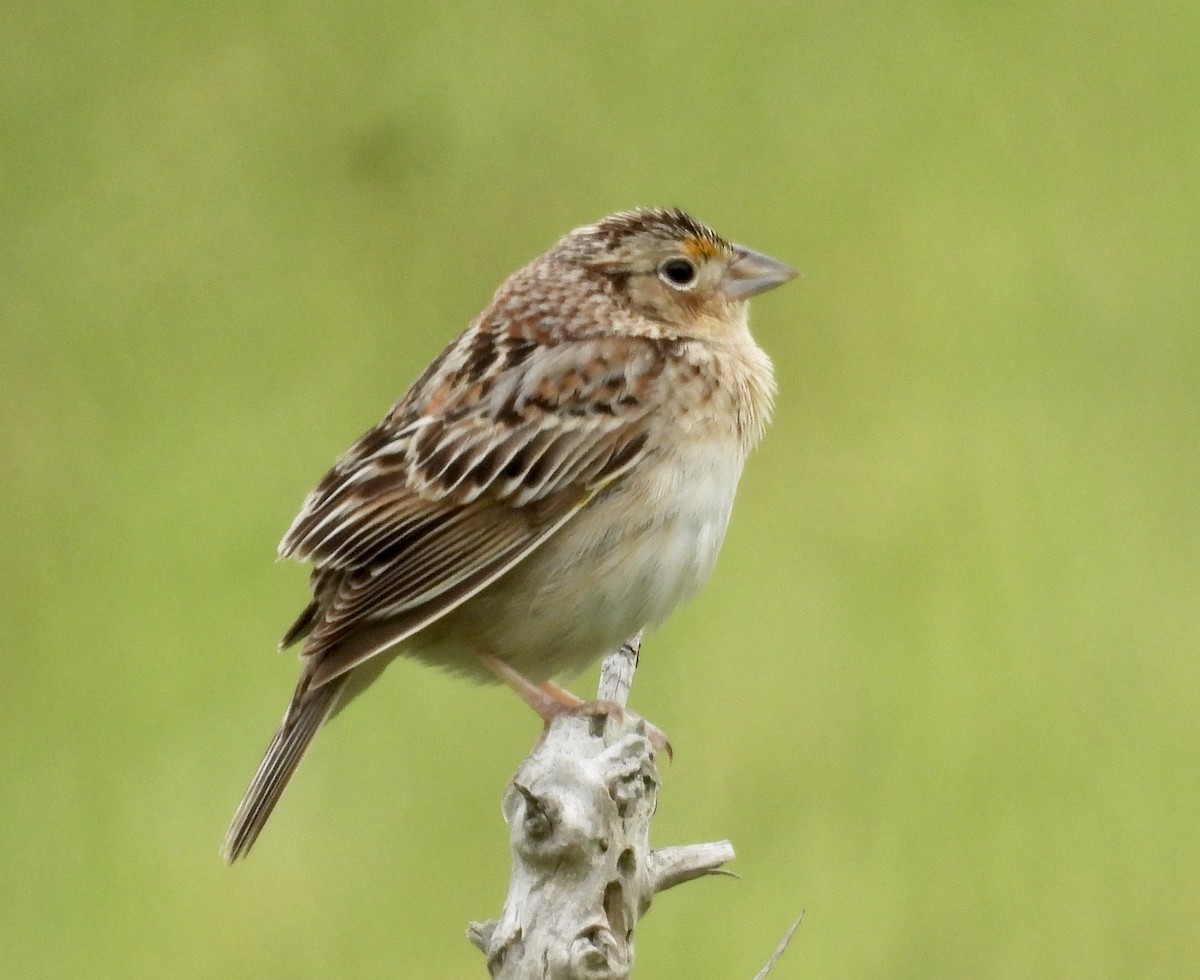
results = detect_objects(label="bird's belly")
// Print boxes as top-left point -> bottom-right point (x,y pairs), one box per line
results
417,441 -> 747,682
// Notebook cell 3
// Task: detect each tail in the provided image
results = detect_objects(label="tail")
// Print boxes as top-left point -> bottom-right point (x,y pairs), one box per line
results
222,675 -> 345,862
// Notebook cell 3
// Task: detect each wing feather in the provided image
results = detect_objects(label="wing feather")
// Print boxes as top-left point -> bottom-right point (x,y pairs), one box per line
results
276,333 -> 671,686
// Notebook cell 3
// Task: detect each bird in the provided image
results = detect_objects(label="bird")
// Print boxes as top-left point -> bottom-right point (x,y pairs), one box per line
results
222,207 -> 797,861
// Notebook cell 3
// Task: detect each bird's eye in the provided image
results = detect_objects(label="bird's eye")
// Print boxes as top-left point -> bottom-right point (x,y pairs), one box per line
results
659,258 -> 697,288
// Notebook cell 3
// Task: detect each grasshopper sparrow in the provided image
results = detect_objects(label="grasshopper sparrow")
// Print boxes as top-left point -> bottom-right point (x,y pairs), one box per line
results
223,208 -> 797,860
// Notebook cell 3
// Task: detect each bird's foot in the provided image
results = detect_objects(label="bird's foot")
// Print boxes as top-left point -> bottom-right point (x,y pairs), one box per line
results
566,695 -> 673,761
476,653 -> 671,760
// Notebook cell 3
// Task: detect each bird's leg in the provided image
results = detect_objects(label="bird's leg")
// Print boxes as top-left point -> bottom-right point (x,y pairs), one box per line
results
476,651 -> 672,759
475,652 -> 581,719
536,679 -> 585,709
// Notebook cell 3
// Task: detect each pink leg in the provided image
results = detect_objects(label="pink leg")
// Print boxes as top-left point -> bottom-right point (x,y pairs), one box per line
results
538,679 -> 585,709
476,652 -> 672,759
476,652 -> 583,721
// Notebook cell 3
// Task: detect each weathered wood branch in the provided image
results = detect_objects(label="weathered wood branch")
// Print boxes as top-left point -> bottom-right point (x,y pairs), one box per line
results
468,633 -> 736,979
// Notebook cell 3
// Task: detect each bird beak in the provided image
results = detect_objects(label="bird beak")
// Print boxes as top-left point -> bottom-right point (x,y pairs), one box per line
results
721,245 -> 800,300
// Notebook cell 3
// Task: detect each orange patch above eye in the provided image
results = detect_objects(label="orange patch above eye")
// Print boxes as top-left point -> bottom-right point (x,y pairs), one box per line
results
681,236 -> 722,262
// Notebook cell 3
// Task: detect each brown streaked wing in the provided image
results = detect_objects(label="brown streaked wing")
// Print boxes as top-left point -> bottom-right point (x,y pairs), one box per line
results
280,336 -> 668,570
276,334 -> 667,687
298,416 -> 653,685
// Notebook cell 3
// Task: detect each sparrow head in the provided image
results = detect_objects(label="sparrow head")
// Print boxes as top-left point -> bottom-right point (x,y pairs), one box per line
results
555,207 -> 798,334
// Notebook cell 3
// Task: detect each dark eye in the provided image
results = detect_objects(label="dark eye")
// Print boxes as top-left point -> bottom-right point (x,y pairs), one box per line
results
659,258 -> 697,287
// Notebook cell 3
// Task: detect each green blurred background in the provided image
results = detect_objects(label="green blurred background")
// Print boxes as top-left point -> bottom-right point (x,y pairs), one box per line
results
3,2 -> 1197,976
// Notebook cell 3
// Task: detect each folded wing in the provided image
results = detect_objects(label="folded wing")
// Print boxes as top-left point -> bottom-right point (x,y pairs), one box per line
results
276,331 -> 670,690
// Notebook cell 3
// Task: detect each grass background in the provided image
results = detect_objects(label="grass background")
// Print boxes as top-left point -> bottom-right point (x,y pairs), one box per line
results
3,2 -> 1198,976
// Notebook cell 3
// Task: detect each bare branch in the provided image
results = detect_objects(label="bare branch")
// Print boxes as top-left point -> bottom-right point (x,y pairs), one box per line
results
470,636 -> 738,978
596,631 -> 642,707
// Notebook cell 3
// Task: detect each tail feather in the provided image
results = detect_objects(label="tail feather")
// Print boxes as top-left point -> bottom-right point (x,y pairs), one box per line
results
222,677 -> 344,862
